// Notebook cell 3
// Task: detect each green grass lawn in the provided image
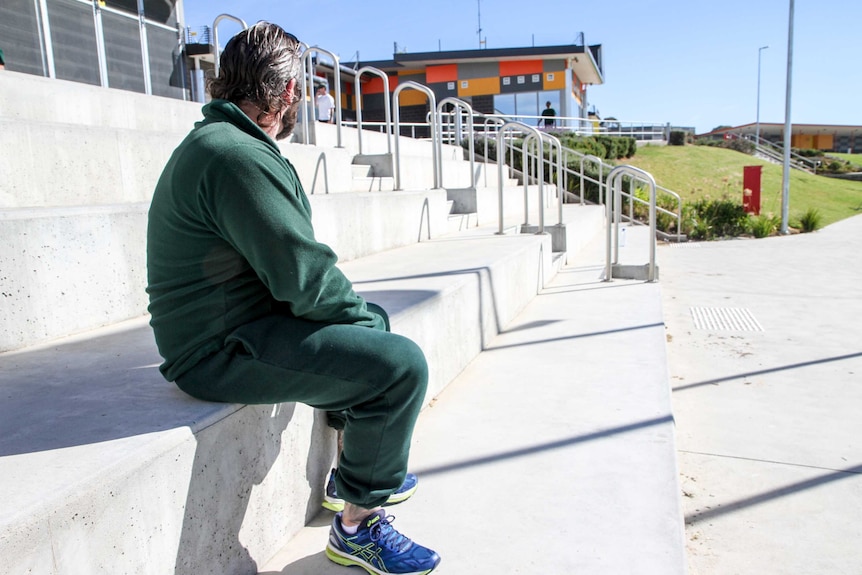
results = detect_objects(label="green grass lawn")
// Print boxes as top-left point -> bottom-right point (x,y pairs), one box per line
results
825,152 -> 862,169
622,144 -> 862,227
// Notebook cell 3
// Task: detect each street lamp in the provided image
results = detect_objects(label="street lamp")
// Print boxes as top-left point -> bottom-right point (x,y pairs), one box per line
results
781,0 -> 795,234
756,45 -> 768,144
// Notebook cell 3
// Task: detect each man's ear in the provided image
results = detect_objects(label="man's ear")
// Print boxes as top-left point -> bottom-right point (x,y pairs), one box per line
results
284,78 -> 298,103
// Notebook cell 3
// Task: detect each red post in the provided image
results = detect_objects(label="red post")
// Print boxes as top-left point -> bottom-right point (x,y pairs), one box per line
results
743,165 -> 762,215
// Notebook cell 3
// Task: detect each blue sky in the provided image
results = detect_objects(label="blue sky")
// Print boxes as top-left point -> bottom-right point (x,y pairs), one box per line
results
182,0 -> 860,134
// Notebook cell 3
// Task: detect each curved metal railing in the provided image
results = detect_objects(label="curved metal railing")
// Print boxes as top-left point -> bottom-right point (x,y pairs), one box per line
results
436,98 -> 476,189
212,14 -> 248,77
495,122 -> 545,234
300,47 -> 343,148
354,66 -> 392,155
605,166 -> 658,282
393,82 -> 439,190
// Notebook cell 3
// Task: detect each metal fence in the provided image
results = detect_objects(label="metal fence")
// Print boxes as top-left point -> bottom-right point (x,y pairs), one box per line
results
0,0 -> 186,99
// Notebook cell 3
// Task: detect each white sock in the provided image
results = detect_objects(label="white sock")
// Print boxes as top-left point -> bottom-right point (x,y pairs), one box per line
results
341,520 -> 359,534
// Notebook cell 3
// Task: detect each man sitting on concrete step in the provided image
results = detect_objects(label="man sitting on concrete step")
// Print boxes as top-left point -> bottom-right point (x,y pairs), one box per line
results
146,22 -> 440,575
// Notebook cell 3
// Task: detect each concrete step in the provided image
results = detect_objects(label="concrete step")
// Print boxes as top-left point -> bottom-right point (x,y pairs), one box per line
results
349,176 -> 396,192
0,70 -> 203,132
0,222 -> 572,575
0,189 -> 451,352
259,220 -> 686,574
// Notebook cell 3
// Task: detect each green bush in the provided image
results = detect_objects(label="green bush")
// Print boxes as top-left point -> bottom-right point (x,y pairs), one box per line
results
796,207 -> 823,233
669,131 -> 687,146
749,214 -> 781,238
682,197 -> 749,240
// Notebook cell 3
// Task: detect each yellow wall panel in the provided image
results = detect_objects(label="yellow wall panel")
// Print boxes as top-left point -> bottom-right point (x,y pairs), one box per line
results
543,71 -> 565,90
398,89 -> 429,106
456,77 -> 500,97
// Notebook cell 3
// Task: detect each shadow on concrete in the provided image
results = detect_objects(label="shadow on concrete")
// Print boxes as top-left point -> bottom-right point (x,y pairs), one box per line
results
0,322 -> 227,456
671,351 -> 862,393
685,462 -> 862,526
411,415 -> 674,477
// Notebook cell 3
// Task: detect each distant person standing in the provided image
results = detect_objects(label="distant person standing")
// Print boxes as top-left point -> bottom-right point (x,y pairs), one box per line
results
316,84 -> 335,123
539,101 -> 556,129
0,48 -> 6,70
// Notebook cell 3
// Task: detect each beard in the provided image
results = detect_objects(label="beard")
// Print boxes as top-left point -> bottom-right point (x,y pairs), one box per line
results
275,100 -> 300,141
275,84 -> 303,141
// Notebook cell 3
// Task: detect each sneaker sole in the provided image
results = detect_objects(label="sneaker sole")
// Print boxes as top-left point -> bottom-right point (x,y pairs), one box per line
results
325,544 -> 438,575
322,498 -> 345,512
323,482 -> 419,512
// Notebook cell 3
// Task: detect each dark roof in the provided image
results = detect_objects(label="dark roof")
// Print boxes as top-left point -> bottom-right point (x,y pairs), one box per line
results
345,43 -> 604,85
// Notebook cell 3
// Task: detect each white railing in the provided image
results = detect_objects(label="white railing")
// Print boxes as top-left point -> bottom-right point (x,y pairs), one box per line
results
486,114 -> 669,141
605,166 -> 658,282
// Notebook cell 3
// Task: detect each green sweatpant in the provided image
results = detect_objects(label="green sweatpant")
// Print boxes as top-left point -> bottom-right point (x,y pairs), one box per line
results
175,304 -> 428,509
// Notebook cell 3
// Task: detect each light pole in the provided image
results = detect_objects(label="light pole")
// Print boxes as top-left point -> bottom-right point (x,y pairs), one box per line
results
756,45 -> 768,144
781,0 -> 795,234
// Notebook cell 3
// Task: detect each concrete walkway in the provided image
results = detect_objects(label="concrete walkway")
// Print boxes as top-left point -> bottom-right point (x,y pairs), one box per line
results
659,215 -> 862,574
260,227 -> 687,574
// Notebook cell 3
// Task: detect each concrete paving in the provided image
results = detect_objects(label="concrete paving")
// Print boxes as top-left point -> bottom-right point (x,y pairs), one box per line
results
260,226 -> 688,574
658,215 -> 862,574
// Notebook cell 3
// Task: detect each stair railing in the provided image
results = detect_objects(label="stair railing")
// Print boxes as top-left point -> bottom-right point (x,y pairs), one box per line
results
525,131 -> 565,226
605,166 -> 657,282
495,122 -> 545,234
354,66 -> 392,155
436,98 -> 476,189
393,82 -> 439,190
300,47 -> 343,148
212,14 -> 248,78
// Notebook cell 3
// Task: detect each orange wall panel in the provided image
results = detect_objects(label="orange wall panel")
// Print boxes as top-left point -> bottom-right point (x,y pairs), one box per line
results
457,77 -> 501,97
499,59 -> 542,76
814,134 -> 834,150
362,76 -> 394,94
426,64 -> 458,83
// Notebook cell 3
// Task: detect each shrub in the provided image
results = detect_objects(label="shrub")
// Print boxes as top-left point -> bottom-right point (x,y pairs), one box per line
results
682,197 -> 749,240
669,131 -> 687,146
796,207 -> 823,233
749,214 -> 781,238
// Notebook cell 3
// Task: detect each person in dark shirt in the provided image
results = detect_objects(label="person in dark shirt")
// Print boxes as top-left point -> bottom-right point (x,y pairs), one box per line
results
540,100 -> 556,128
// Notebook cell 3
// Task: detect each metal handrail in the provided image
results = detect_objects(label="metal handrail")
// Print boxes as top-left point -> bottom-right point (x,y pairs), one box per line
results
495,122 -> 545,234
436,99 -> 476,189
301,47 -> 343,148
740,133 -> 817,173
605,166 -> 657,282
578,154 -> 605,205
486,113 -> 669,140
393,82 -> 439,190
212,14 -> 248,77
354,66 -> 392,155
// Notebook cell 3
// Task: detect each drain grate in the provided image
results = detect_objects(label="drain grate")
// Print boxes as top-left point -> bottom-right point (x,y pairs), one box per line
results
665,242 -> 702,248
690,307 -> 764,331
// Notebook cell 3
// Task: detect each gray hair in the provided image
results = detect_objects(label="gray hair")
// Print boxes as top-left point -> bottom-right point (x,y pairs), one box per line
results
208,22 -> 302,115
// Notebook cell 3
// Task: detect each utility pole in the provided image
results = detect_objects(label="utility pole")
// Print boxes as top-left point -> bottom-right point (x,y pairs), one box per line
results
781,0 -> 795,234
477,0 -> 485,48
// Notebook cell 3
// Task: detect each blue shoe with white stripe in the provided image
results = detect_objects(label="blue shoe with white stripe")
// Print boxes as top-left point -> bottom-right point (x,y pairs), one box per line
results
326,509 -> 441,574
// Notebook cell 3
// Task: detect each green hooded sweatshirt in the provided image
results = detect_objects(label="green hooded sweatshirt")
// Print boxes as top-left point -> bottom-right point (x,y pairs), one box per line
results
147,99 -> 384,381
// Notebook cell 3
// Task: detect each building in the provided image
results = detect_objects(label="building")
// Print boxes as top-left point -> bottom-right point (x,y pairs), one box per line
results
1,2 -> 605,129
341,44 -> 604,128
0,0 -> 186,99
702,123 -> 862,153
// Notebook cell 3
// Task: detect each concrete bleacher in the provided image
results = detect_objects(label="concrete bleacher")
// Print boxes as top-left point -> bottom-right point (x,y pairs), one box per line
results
0,70 -> 685,574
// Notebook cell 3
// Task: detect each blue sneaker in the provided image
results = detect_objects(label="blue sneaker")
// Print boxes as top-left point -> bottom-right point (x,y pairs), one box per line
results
326,510 -> 441,574
323,469 -> 419,512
